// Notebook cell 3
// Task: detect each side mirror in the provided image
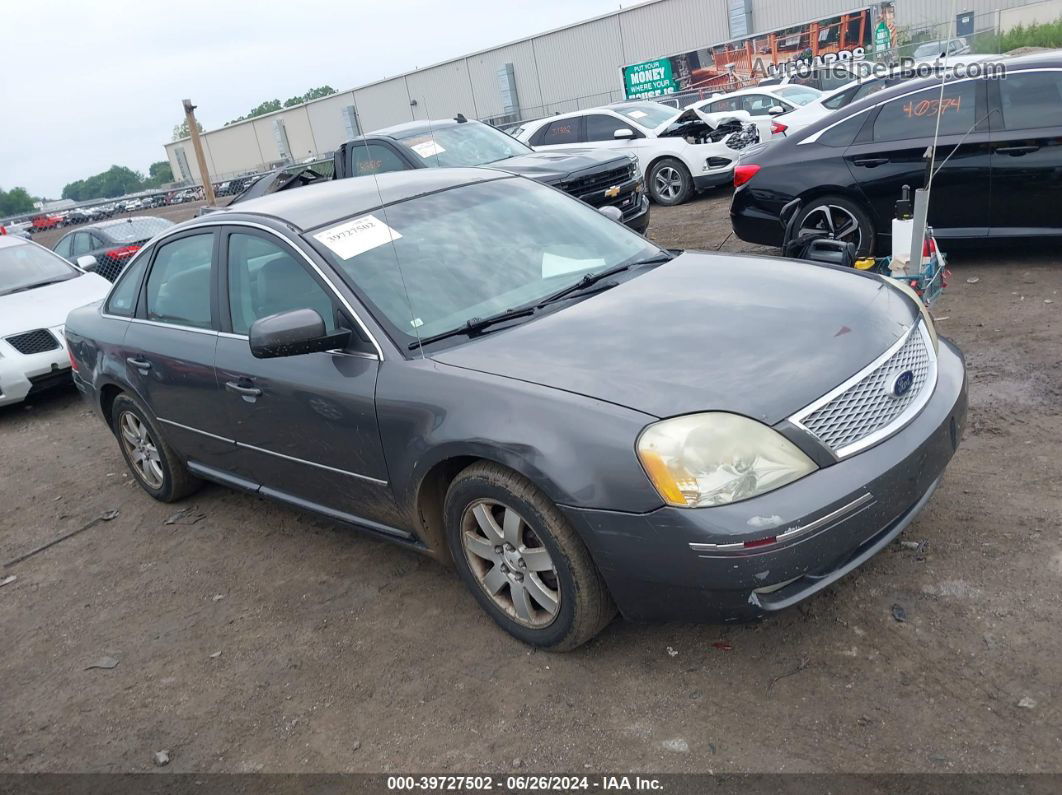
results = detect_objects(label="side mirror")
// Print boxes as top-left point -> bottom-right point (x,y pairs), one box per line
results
248,308 -> 351,359
768,105 -> 786,116
76,255 -> 99,272
613,128 -> 635,140
598,206 -> 624,223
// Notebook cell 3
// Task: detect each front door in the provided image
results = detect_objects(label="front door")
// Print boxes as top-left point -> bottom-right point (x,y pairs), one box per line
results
989,68 -> 1062,235
213,227 -> 405,533
843,76 -> 992,240
124,229 -> 232,465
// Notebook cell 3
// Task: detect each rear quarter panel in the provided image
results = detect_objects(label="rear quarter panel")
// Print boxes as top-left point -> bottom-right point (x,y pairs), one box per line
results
65,302 -> 131,424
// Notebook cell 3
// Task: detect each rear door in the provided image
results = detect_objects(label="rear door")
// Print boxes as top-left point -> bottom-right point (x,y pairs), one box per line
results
530,116 -> 585,152
122,229 -> 232,465
988,68 -> 1062,236
843,77 -> 991,240
213,226 -> 404,532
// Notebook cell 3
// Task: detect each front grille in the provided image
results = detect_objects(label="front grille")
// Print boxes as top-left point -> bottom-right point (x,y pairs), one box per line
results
5,329 -> 60,355
795,324 -> 935,457
559,164 -> 634,197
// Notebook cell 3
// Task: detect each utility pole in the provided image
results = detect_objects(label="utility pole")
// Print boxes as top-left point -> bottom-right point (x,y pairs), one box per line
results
182,99 -> 216,206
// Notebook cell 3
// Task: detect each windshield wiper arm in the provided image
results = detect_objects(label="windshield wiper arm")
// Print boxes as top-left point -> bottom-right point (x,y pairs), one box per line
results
535,252 -> 673,309
6,278 -> 69,294
408,306 -> 537,350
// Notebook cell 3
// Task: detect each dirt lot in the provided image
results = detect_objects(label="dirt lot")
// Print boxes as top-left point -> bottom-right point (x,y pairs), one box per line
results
3,190 -> 1060,774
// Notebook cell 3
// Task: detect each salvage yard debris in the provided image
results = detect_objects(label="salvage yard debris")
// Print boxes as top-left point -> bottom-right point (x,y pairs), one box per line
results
3,510 -> 119,568
84,656 -> 119,671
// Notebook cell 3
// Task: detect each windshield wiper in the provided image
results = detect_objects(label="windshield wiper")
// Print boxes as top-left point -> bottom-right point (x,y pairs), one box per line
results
535,251 -> 673,309
408,306 -> 537,350
5,278 -> 71,294
407,251 -> 673,351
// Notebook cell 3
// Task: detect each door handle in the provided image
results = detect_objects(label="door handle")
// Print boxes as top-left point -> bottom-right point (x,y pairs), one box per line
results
852,157 -> 889,168
996,145 -> 1039,156
225,380 -> 262,398
126,356 -> 151,371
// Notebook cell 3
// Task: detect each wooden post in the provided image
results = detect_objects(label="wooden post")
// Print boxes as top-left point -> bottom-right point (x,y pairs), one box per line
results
182,99 -> 216,206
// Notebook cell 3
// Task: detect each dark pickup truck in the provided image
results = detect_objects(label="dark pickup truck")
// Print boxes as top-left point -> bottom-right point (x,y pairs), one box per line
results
230,117 -> 649,233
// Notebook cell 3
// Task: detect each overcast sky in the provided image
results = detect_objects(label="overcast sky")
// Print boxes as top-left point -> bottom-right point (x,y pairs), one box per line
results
1,0 -> 631,198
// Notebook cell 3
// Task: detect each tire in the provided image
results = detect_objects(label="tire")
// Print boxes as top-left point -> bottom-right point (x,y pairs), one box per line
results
444,462 -> 615,651
794,194 -> 876,258
647,157 -> 693,206
111,394 -> 201,503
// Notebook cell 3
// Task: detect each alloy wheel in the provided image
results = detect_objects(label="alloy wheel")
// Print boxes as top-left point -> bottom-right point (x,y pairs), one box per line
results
798,204 -> 863,250
460,499 -> 561,628
119,411 -> 164,489
653,166 -> 684,201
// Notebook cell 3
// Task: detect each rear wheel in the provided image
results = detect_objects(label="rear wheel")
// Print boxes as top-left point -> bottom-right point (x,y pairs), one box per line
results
445,462 -> 615,650
794,195 -> 876,258
647,158 -> 693,206
111,394 -> 201,502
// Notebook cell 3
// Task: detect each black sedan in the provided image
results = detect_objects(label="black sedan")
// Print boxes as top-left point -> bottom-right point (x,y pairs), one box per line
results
731,53 -> 1061,256
66,169 -> 966,650
53,216 -> 174,281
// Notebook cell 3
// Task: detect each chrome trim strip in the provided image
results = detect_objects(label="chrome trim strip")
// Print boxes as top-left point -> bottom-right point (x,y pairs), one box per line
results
158,417 -> 235,445
688,492 -> 875,553
235,441 -> 388,486
104,219 -> 386,361
129,317 -> 219,337
788,322 -> 937,458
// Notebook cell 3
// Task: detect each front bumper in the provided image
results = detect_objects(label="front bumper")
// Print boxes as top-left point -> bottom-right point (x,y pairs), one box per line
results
694,171 -> 734,191
563,338 -> 967,623
0,327 -> 73,407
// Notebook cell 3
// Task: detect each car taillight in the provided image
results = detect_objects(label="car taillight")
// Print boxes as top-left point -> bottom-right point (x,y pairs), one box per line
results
733,164 -> 761,188
771,121 -> 788,135
105,245 -> 140,260
67,347 -> 78,372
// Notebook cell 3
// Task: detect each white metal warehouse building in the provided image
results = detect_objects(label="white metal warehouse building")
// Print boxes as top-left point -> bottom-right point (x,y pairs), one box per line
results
163,0 -> 1059,183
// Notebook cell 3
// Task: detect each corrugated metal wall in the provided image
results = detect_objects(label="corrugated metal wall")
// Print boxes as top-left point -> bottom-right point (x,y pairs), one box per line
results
172,0 -> 1049,181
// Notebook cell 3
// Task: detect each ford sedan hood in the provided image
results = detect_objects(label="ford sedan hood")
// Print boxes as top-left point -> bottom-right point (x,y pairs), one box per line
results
432,252 -> 919,423
0,273 -> 111,337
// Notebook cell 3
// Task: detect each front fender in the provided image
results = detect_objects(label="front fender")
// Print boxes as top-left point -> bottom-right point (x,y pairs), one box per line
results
376,359 -> 664,518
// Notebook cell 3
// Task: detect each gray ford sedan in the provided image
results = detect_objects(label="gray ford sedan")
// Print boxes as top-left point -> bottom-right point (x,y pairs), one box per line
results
65,168 -> 967,650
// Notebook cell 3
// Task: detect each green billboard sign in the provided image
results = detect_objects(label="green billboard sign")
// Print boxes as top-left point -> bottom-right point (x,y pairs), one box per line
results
623,59 -> 678,99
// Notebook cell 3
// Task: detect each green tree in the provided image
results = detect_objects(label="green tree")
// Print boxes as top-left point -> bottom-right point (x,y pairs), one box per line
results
61,165 -> 146,202
172,118 -> 204,141
146,160 -> 174,186
0,186 -> 36,215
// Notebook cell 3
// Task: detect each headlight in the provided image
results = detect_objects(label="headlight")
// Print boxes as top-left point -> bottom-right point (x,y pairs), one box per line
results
883,276 -> 939,352
636,413 -> 818,508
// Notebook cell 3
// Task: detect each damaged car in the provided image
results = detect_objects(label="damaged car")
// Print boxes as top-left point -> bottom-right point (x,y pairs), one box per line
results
515,101 -> 759,205
66,169 -> 966,650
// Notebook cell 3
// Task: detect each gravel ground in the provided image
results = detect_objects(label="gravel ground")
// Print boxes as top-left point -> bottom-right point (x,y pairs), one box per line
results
2,189 -> 1060,774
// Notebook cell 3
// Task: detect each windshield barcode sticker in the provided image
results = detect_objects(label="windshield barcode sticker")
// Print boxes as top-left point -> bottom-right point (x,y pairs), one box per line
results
313,214 -> 402,260
410,140 -> 446,158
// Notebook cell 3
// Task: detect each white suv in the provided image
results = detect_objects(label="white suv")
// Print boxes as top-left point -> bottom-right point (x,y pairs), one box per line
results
515,102 -> 757,205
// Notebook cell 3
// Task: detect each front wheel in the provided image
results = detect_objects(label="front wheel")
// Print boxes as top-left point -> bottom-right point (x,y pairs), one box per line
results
647,158 -> 692,206
793,195 -> 876,258
444,462 -> 615,650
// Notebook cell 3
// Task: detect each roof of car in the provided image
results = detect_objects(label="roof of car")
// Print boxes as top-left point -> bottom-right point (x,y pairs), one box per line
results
0,234 -> 28,249
358,118 -> 465,140
210,167 -> 511,231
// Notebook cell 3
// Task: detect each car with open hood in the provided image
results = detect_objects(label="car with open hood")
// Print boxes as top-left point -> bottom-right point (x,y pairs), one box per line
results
514,101 -> 759,205
65,169 -> 966,650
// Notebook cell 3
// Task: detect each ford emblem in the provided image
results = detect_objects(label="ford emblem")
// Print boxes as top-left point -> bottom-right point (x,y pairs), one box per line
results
889,370 -> 915,398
